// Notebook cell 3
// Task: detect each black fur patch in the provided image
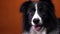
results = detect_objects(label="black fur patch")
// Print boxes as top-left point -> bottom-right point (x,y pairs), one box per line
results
20,0 -> 57,33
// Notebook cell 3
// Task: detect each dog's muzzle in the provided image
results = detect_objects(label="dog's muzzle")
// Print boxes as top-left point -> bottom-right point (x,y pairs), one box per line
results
32,18 -> 43,31
31,13 -> 43,31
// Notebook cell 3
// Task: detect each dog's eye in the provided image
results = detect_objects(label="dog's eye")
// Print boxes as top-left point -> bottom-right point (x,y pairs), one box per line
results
39,8 -> 43,12
30,7 -> 35,11
29,11 -> 34,14
42,14 -> 47,18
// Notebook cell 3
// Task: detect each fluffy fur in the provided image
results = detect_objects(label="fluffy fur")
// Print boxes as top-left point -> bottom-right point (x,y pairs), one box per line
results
20,0 -> 58,34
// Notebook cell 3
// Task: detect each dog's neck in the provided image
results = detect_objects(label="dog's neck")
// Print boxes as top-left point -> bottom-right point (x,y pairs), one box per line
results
30,26 -> 46,34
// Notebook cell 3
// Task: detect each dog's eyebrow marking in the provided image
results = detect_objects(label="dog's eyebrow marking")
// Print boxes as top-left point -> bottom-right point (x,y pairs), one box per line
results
31,3 -> 42,25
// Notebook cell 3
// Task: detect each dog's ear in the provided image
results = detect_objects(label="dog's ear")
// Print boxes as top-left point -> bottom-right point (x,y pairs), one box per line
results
20,1 -> 31,13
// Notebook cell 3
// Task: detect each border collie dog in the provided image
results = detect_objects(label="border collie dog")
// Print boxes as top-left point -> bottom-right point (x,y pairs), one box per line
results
20,0 -> 58,34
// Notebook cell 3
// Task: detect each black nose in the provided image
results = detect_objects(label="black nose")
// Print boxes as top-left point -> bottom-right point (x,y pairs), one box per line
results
33,18 -> 40,24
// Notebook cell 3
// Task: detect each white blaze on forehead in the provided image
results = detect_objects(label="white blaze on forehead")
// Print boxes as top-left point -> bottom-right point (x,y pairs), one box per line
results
31,3 -> 42,25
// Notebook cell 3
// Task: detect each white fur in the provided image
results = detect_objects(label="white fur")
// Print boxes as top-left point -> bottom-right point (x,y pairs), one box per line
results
31,3 -> 43,25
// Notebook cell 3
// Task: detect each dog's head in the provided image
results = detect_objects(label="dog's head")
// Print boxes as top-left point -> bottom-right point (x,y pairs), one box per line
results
27,3 -> 47,31
20,0 -> 57,32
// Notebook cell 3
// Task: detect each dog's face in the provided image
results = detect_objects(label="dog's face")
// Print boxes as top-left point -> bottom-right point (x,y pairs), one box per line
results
27,3 -> 49,31
20,1 -> 57,32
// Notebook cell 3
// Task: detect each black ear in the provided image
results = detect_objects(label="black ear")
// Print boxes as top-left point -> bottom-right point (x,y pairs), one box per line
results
20,1 -> 31,13
40,0 -> 52,4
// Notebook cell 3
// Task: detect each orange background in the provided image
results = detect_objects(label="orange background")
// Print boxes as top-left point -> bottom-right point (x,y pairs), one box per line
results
0,0 -> 60,34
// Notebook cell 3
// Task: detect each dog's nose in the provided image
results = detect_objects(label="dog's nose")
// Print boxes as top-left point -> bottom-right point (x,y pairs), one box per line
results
33,18 -> 40,24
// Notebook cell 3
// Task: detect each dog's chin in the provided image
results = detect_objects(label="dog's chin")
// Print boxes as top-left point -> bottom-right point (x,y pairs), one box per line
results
33,25 -> 42,31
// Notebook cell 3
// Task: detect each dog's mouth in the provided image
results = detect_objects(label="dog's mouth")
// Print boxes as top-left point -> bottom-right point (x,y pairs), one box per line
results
34,25 -> 42,31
